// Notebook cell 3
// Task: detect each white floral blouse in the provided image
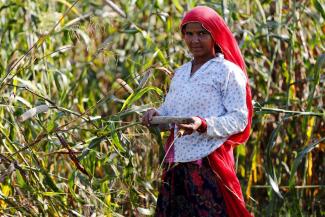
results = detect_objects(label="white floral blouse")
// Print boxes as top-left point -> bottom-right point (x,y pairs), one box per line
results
157,54 -> 248,162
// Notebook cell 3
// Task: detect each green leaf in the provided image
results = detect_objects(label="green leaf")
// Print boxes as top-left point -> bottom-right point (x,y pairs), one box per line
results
109,122 -> 126,153
307,53 -> 325,111
172,0 -> 183,12
46,113 -> 58,132
42,192 -> 66,197
289,137 -> 325,187
313,0 -> 325,19
41,168 -> 60,192
30,152 -> 60,193
16,170 -> 27,188
120,86 -> 163,111
155,47 -> 168,65
68,171 -> 83,203
265,124 -> 281,176
78,137 -> 104,160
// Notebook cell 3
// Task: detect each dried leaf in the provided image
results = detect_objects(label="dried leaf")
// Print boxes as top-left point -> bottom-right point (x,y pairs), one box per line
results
18,104 -> 49,122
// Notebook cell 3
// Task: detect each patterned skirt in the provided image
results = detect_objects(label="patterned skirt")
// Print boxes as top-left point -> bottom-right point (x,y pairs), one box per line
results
155,158 -> 227,217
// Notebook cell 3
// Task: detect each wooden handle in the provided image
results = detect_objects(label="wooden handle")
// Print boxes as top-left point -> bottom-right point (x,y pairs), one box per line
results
150,116 -> 194,125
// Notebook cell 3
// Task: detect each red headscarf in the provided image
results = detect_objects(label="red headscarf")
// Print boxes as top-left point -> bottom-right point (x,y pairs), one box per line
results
180,6 -> 253,217
181,6 -> 253,145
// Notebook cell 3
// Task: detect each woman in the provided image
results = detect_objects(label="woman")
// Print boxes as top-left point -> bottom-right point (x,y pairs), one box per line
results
142,6 -> 253,217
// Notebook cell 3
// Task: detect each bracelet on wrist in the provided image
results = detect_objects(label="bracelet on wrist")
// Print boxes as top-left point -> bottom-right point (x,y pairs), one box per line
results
196,116 -> 207,133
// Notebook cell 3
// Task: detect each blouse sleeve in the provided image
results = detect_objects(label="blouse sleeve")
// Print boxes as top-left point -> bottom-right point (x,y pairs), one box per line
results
156,78 -> 175,117
205,67 -> 248,138
156,100 -> 169,116
156,69 -> 179,116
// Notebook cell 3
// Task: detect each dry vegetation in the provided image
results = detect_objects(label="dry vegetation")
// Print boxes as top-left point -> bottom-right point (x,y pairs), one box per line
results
0,0 -> 324,216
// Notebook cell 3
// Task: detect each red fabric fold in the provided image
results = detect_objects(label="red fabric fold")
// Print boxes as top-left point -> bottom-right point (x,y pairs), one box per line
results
179,6 -> 253,217
208,143 -> 253,217
164,129 -> 175,162
196,116 -> 207,133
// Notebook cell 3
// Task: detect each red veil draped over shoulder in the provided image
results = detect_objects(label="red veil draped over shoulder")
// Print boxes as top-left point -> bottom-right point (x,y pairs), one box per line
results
180,6 -> 253,217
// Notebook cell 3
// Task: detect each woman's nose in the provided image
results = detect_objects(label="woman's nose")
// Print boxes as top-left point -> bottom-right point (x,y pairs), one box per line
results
191,34 -> 200,42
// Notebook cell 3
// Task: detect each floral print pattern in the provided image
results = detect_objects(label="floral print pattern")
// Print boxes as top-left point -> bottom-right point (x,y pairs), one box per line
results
157,55 -> 248,162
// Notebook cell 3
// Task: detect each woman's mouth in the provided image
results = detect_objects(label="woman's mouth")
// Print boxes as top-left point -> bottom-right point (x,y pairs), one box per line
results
191,47 -> 202,50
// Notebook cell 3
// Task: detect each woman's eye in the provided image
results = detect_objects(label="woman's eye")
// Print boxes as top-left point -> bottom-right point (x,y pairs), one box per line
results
199,31 -> 207,35
185,32 -> 192,36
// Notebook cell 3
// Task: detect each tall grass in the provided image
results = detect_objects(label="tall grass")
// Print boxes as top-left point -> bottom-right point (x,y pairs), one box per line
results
0,0 -> 324,216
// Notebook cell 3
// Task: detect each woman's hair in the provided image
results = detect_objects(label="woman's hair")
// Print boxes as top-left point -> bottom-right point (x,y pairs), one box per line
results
214,44 -> 222,54
181,23 -> 223,54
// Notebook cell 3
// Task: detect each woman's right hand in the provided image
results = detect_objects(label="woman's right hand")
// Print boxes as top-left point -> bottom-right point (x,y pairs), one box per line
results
141,108 -> 160,127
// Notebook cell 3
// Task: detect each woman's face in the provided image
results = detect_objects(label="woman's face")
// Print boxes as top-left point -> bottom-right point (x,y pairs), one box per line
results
183,22 -> 215,59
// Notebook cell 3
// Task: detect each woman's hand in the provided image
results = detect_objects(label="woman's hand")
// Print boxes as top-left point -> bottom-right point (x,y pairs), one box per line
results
177,116 -> 202,136
141,108 -> 160,127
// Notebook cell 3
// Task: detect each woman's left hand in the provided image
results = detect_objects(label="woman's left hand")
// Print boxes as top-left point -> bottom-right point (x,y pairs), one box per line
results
177,116 -> 202,136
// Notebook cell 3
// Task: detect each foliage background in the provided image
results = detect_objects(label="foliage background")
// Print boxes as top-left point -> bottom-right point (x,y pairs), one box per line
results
0,0 -> 324,216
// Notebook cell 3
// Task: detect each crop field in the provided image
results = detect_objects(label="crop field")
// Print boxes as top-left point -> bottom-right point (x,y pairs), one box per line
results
0,0 -> 324,216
